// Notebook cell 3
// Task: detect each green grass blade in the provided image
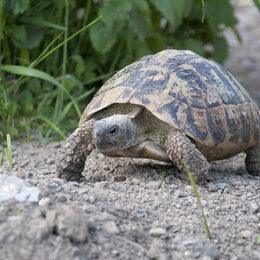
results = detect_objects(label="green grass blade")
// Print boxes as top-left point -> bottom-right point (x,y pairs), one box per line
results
0,147 -> 5,166
0,0 -> 3,41
186,167 -> 212,240
19,17 -> 65,30
0,33 -> 64,98
37,116 -> 66,139
0,16 -> 100,99
257,234 -> 260,244
55,0 -> 69,120
201,0 -> 205,22
31,33 -> 64,68
6,134 -> 13,170
0,65 -> 81,117
56,87 -> 96,124
36,16 -> 101,65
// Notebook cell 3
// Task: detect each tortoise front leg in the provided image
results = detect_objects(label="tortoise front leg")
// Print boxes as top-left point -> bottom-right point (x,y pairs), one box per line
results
165,129 -> 209,183
57,119 -> 95,181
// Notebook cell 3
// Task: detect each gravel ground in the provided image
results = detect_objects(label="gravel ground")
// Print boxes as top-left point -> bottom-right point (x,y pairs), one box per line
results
0,142 -> 260,260
0,2 -> 260,260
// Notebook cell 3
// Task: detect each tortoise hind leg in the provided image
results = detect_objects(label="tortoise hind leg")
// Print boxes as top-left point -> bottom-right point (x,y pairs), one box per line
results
57,119 -> 95,181
245,144 -> 260,176
165,129 -> 209,183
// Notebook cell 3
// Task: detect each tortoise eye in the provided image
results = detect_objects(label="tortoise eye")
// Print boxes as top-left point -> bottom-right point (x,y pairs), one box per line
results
110,125 -> 119,136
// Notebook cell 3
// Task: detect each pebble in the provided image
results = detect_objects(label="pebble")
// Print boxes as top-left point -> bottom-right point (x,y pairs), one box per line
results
229,190 -> 242,197
253,250 -> 260,258
103,221 -> 119,234
201,244 -> 220,260
200,256 -> 212,260
249,202 -> 259,213
46,159 -> 55,165
216,182 -> 228,190
175,190 -> 188,197
25,171 -> 33,178
95,181 -> 109,189
146,181 -> 161,190
38,197 -> 50,207
0,174 -> 40,203
88,195 -> 96,203
137,209 -> 147,217
149,227 -> 167,237
57,195 -> 68,203
113,175 -> 127,182
181,240 -> 198,247
240,230 -> 253,238
46,206 -> 89,243
147,238 -> 166,260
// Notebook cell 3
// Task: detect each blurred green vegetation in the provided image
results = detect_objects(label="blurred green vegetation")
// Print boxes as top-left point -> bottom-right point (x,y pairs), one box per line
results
0,0 -> 258,143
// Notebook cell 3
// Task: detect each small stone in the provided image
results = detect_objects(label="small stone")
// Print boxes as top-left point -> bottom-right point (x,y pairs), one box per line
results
103,221 -> 119,234
146,181 -> 161,190
95,201 -> 107,208
25,171 -> 33,178
70,181 -> 80,187
57,195 -> 67,203
175,190 -> 188,197
111,250 -> 119,256
181,240 -> 198,247
253,250 -> 260,258
149,227 -> 167,237
249,202 -> 259,213
95,181 -> 109,189
216,182 -> 228,190
230,180 -> 243,186
88,195 -> 95,203
201,244 -> 220,260
39,197 -> 50,207
147,238 -> 166,260
113,175 -> 127,182
230,190 -> 242,197
46,159 -> 55,165
240,230 -> 253,238
46,206 -> 89,243
200,256 -> 212,260
137,209 -> 147,217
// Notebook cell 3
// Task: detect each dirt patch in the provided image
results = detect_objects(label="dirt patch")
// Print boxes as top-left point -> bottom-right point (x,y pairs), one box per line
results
0,2 -> 260,260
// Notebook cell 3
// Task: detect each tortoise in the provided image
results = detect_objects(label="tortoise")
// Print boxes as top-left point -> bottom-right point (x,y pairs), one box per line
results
57,49 -> 260,182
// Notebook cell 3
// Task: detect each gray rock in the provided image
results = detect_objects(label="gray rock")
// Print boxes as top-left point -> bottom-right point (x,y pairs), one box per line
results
240,230 -> 253,239
0,174 -> 40,203
249,202 -> 259,213
149,227 -> 167,237
201,244 -> 220,260
103,221 -> 119,234
38,197 -> 50,207
181,240 -> 198,247
46,205 -> 89,243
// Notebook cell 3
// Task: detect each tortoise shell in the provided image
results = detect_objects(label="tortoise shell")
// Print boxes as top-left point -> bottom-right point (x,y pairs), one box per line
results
81,49 -> 260,149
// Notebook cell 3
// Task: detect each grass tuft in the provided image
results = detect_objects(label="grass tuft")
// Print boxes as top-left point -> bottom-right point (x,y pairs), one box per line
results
186,167 -> 212,240
6,134 -> 13,170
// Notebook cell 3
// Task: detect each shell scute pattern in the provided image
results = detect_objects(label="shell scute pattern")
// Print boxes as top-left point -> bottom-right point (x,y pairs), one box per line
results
82,49 -> 259,149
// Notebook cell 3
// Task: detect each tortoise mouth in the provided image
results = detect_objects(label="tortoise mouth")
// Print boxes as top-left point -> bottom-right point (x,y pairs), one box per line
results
94,140 -> 118,152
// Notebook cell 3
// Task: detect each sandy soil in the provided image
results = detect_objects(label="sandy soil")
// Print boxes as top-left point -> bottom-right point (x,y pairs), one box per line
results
0,2 -> 259,260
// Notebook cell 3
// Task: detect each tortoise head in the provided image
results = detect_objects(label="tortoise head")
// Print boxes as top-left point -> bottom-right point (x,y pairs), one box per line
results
93,115 -> 136,152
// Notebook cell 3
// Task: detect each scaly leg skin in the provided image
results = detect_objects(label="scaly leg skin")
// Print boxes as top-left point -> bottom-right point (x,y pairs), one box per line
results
165,129 -> 209,183
57,120 -> 95,181
245,144 -> 260,176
